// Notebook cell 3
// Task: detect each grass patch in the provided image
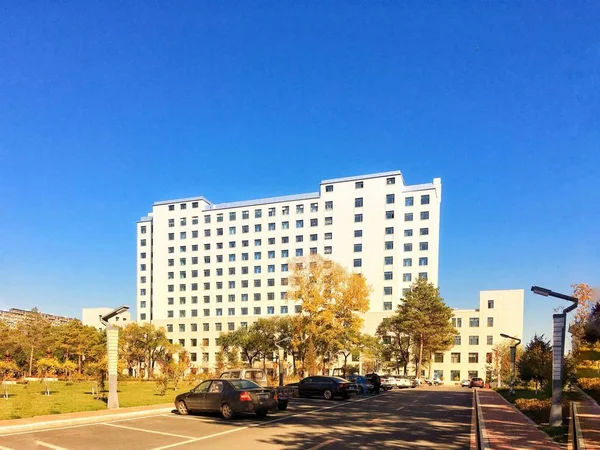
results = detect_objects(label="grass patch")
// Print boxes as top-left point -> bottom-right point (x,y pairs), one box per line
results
541,425 -> 569,444
577,367 -> 600,378
578,349 -> 600,361
0,380 -> 195,421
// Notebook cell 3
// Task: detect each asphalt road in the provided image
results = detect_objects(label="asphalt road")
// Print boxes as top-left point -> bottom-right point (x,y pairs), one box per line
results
0,385 -> 473,450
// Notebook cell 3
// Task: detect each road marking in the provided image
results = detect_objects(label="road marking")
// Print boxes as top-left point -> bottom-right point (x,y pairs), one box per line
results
101,423 -> 195,439
308,438 -> 338,450
396,406 -> 405,411
150,394 -> 378,450
0,446 -> 14,450
35,442 -> 68,450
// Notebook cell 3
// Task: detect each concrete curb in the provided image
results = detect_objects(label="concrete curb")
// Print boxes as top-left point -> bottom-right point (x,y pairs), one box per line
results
474,388 -> 491,450
0,406 -> 174,436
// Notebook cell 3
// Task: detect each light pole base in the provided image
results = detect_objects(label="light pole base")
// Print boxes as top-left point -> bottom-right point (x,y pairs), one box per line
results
549,402 -> 562,427
107,374 -> 119,409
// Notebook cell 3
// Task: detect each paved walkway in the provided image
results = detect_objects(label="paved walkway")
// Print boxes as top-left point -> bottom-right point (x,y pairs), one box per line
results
0,403 -> 173,435
577,398 -> 600,450
477,390 -> 560,450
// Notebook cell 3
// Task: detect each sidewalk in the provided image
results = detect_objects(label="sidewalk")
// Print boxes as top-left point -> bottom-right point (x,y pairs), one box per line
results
0,403 -> 174,435
477,390 -> 560,450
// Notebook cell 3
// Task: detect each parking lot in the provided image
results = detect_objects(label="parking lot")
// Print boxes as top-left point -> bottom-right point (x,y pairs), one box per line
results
0,386 -> 474,450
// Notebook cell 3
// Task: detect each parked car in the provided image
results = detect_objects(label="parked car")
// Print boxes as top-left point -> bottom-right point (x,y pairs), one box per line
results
287,376 -> 358,400
175,378 -> 278,419
469,377 -> 485,388
425,378 -> 443,386
365,373 -> 395,391
461,379 -> 471,388
220,369 -> 268,387
346,375 -> 373,394
394,377 -> 412,389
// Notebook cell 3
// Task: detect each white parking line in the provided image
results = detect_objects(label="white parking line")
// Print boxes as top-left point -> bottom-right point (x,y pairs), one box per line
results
396,406 -> 405,411
150,394 -> 378,450
0,445 -> 14,450
101,423 -> 195,439
35,442 -> 69,450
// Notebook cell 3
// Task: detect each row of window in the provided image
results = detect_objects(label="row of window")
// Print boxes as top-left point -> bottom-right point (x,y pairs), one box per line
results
453,335 -> 495,346
437,370 -> 481,382
140,227 -> 431,252
451,317 -> 494,328
434,352 -> 493,365
166,305 -> 287,318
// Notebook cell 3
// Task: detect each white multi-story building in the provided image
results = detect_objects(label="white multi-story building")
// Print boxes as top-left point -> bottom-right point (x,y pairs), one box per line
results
136,171 -> 442,369
82,308 -> 132,331
429,289 -> 524,384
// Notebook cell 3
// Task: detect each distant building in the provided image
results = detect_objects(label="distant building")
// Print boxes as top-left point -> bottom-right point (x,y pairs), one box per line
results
82,307 -> 132,331
429,289 -> 524,384
0,308 -> 75,327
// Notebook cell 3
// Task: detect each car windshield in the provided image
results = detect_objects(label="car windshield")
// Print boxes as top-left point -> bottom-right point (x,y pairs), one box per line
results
229,379 -> 262,390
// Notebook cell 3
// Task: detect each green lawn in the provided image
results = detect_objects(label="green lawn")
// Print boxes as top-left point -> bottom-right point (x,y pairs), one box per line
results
577,367 -> 600,378
0,380 -> 195,421
578,349 -> 600,361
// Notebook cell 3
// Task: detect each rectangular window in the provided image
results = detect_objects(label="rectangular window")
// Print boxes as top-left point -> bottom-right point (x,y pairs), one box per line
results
353,259 -> 362,267
420,228 -> 429,236
354,243 -> 362,252
386,177 -> 395,185
255,209 -> 262,218
355,181 -> 363,189
282,206 -> 289,215
405,197 -> 414,206
267,306 -> 275,315
469,318 -> 480,327
420,211 -> 430,220
385,241 -> 393,250
383,302 -> 392,311
487,336 -> 493,345
296,220 -> 304,228
296,235 -> 303,243
404,243 -> 412,252
384,256 -> 393,265
325,232 -> 332,240
325,217 -> 333,225
354,230 -> 362,238
254,307 -> 261,315
402,273 -> 411,282
168,219 -> 174,228
325,185 -> 333,192
487,317 -> 494,327
325,201 -> 333,210
324,246 -> 332,255
296,204 -> 304,214
386,194 -> 395,204
469,336 -> 479,345
418,272 -> 427,279
310,234 -> 317,241
386,211 -> 394,219
281,305 -> 288,314
434,353 -> 444,363
268,222 -> 276,231
384,287 -> 393,295
468,353 -> 479,364
354,214 -> 363,223
282,221 -> 289,230
419,242 -> 429,251
454,335 -> 461,345
488,300 -> 494,309
355,197 -> 363,208
310,218 -> 318,227
228,322 -> 235,331
385,227 -> 394,235
295,248 -> 303,257
421,194 -> 430,205
451,353 -> 461,363
419,257 -> 428,266
310,203 -> 318,212
404,213 -> 413,222
384,271 -> 393,280
140,239 -> 147,246
255,224 -> 262,232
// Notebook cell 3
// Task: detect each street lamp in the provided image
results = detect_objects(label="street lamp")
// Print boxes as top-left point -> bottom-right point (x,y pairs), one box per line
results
500,333 -> 521,396
275,337 -> 291,387
531,285 -> 578,427
100,305 -> 129,409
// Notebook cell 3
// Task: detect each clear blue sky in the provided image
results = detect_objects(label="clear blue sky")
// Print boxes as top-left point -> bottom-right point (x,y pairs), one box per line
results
1,2 -> 598,342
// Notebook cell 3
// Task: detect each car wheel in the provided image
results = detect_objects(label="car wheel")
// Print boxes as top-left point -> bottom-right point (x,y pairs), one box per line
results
221,403 -> 235,420
278,400 -> 288,411
323,389 -> 333,400
176,401 -> 189,415
256,410 -> 268,418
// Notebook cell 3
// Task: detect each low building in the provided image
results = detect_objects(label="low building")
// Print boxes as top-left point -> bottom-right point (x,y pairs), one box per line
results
0,308 -> 75,327
429,289 -> 524,384
82,308 -> 132,331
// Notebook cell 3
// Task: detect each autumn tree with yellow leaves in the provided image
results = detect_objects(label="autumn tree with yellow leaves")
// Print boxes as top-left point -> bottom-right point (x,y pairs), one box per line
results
287,255 -> 371,375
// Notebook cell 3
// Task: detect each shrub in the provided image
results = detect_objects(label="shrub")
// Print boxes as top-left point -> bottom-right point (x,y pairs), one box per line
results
579,377 -> 600,390
515,398 -> 552,422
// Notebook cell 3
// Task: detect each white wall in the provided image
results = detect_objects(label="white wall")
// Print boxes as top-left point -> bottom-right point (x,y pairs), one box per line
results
82,308 -> 132,331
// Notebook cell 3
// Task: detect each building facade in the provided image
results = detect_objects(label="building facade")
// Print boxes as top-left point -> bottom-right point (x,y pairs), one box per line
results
429,289 -> 524,383
82,308 -> 132,331
0,308 -> 74,327
136,171 -> 442,370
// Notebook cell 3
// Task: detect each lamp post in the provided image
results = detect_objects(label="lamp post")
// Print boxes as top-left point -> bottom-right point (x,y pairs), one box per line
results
100,306 -> 129,409
275,337 -> 291,387
500,333 -> 521,396
531,286 -> 577,427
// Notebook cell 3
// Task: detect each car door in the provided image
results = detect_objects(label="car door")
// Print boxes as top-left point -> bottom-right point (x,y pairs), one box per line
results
313,376 -> 328,395
185,380 -> 212,410
299,377 -> 312,396
202,380 -> 226,411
